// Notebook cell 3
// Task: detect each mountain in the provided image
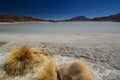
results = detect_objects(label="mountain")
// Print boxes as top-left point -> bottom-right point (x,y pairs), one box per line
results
68,16 -> 89,21
0,13 -> 120,22
91,13 -> 120,22
63,16 -> 89,21
0,14 -> 46,22
62,13 -> 120,22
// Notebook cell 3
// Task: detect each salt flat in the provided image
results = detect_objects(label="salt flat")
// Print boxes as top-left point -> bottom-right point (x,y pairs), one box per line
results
0,33 -> 120,80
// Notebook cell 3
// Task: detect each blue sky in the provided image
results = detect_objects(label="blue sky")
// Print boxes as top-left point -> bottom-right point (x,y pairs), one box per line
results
0,0 -> 120,20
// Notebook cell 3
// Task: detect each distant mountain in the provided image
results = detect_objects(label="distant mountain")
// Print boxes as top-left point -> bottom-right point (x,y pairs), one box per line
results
91,13 -> 120,22
0,13 -> 120,22
62,13 -> 120,22
0,14 -> 46,22
63,16 -> 89,21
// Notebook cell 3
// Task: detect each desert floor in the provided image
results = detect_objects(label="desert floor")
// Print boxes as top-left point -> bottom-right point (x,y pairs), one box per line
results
0,33 -> 120,80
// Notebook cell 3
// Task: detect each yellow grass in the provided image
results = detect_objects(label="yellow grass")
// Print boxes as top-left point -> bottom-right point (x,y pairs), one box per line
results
37,58 -> 58,80
35,58 -> 96,80
3,45 -> 96,80
57,60 -> 96,80
4,46 -> 47,76
0,41 -> 7,46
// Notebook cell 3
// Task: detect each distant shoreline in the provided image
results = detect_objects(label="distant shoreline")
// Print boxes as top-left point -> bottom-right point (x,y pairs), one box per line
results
0,21 -> 54,24
0,21 -> 119,24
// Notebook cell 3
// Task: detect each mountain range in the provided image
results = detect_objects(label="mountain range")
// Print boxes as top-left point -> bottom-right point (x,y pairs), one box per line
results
0,13 -> 120,22
91,13 -> 120,22
62,13 -> 120,22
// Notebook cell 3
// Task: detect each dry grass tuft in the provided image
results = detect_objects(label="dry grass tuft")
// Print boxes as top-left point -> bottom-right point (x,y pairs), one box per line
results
4,46 -> 48,76
0,41 -> 7,46
3,45 -> 96,80
34,58 -> 95,80
30,48 -> 47,63
37,58 -> 58,80
4,46 -> 34,76
57,60 -> 96,80
0,75 -> 6,80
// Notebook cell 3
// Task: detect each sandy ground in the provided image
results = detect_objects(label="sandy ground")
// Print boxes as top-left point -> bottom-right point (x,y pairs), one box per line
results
0,33 -> 120,80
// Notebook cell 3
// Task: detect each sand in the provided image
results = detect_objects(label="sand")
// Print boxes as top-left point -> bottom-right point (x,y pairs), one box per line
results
0,33 -> 120,80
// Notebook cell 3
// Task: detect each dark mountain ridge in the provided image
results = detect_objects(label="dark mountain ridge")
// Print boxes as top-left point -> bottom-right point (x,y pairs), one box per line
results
0,13 -> 120,22
91,13 -> 120,22
68,16 -> 89,21
62,13 -> 120,22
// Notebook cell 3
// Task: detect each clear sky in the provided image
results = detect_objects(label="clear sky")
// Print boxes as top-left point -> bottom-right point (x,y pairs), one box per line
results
0,0 -> 120,20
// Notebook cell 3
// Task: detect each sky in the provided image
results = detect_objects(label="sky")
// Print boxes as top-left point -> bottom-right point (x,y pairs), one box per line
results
0,0 -> 120,20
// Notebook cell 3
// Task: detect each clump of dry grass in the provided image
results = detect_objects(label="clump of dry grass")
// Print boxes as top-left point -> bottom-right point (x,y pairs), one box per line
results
0,76 -> 6,80
30,48 -> 47,63
37,58 -> 58,80
35,58 -> 95,80
4,46 -> 34,76
4,46 -> 47,76
3,45 -> 96,80
57,60 -> 96,80
0,41 -> 7,46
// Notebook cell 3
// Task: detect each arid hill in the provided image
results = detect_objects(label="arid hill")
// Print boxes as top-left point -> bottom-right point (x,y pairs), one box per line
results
0,14 -> 45,22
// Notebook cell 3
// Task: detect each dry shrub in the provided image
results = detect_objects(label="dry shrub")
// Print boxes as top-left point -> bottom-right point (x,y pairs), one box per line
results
36,59 -> 95,80
0,70 -> 6,80
31,58 -> 58,80
3,45 -> 95,80
38,58 -> 57,80
0,41 -> 7,46
30,48 -> 47,63
4,46 -> 47,76
57,60 -> 96,80
0,75 -> 6,80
